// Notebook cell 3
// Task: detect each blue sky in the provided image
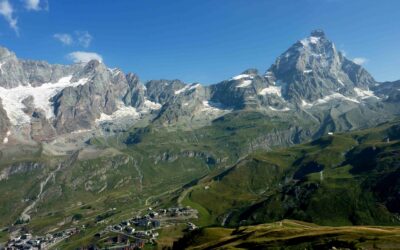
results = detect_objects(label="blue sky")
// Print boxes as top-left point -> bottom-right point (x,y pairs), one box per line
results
0,0 -> 399,84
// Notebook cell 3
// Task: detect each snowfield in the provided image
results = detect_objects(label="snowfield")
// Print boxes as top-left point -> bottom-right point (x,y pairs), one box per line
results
301,92 -> 360,108
354,87 -> 379,99
0,76 -> 88,125
236,80 -> 253,88
259,86 -> 282,97
269,106 -> 290,112
232,74 -> 254,81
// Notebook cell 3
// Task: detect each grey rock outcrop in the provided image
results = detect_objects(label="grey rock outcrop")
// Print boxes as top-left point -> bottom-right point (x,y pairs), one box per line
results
145,79 -> 186,105
0,46 -> 82,88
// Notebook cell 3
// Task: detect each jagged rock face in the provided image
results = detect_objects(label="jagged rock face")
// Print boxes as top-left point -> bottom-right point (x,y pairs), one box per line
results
267,30 -> 376,103
123,73 -> 146,108
0,47 -> 28,88
152,83 -> 213,126
373,80 -> 400,102
210,69 -> 273,109
145,79 -> 186,105
52,61 -> 126,133
0,46 -> 149,140
0,47 -> 82,89
30,109 -> 57,141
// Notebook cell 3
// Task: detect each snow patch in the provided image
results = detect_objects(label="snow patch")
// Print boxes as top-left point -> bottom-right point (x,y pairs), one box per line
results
174,86 -> 189,95
309,36 -> 320,44
110,68 -> 121,76
71,129 -> 92,134
259,86 -> 282,97
96,104 -> 140,123
232,74 -> 254,81
143,99 -> 162,110
0,76 -> 89,125
301,99 -> 311,107
202,101 -> 228,113
2,130 -> 10,144
96,99 -> 161,125
301,36 -> 320,47
269,106 -> 290,112
236,80 -> 252,88
303,69 -> 313,74
338,79 -> 344,86
354,87 -> 379,99
174,83 -> 201,95
301,93 -> 360,108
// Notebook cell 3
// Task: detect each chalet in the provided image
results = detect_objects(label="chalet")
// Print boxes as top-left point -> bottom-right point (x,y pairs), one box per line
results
187,222 -> 197,231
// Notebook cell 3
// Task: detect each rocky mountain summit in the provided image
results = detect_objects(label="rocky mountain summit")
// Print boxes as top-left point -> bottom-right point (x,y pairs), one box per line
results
266,30 -> 376,103
0,30 -> 399,149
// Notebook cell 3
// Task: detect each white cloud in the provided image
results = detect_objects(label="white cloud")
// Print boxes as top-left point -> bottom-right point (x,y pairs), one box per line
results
353,57 -> 368,65
76,31 -> 93,48
54,33 -> 73,45
67,51 -> 103,63
24,0 -> 48,11
0,0 -> 18,34
25,0 -> 40,10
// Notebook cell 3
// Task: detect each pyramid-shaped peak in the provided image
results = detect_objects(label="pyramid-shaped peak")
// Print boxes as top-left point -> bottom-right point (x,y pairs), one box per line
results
310,29 -> 326,38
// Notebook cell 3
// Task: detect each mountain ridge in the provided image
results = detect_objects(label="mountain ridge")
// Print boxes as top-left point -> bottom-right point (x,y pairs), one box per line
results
0,30 -> 399,152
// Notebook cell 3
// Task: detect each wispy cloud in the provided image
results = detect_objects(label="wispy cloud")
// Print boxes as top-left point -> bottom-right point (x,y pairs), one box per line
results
24,0 -> 48,11
0,0 -> 18,35
353,57 -> 368,65
67,51 -> 103,63
53,33 -> 73,45
76,31 -> 93,48
53,31 -> 93,48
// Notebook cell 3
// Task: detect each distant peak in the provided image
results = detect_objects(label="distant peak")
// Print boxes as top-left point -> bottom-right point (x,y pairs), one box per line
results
0,46 -> 16,60
241,68 -> 258,75
310,29 -> 326,38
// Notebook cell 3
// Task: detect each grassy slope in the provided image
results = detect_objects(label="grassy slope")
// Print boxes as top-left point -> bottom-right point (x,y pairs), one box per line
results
182,119 -> 400,227
1,112 -> 398,248
173,220 -> 400,250
0,111 -> 312,245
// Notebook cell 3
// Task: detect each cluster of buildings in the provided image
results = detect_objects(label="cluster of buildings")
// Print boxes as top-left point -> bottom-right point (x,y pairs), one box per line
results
5,228 -> 78,250
4,206 -> 198,249
97,206 -> 198,249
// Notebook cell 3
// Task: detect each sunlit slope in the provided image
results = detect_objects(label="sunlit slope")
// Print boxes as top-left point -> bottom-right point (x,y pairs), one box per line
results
173,220 -> 400,250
